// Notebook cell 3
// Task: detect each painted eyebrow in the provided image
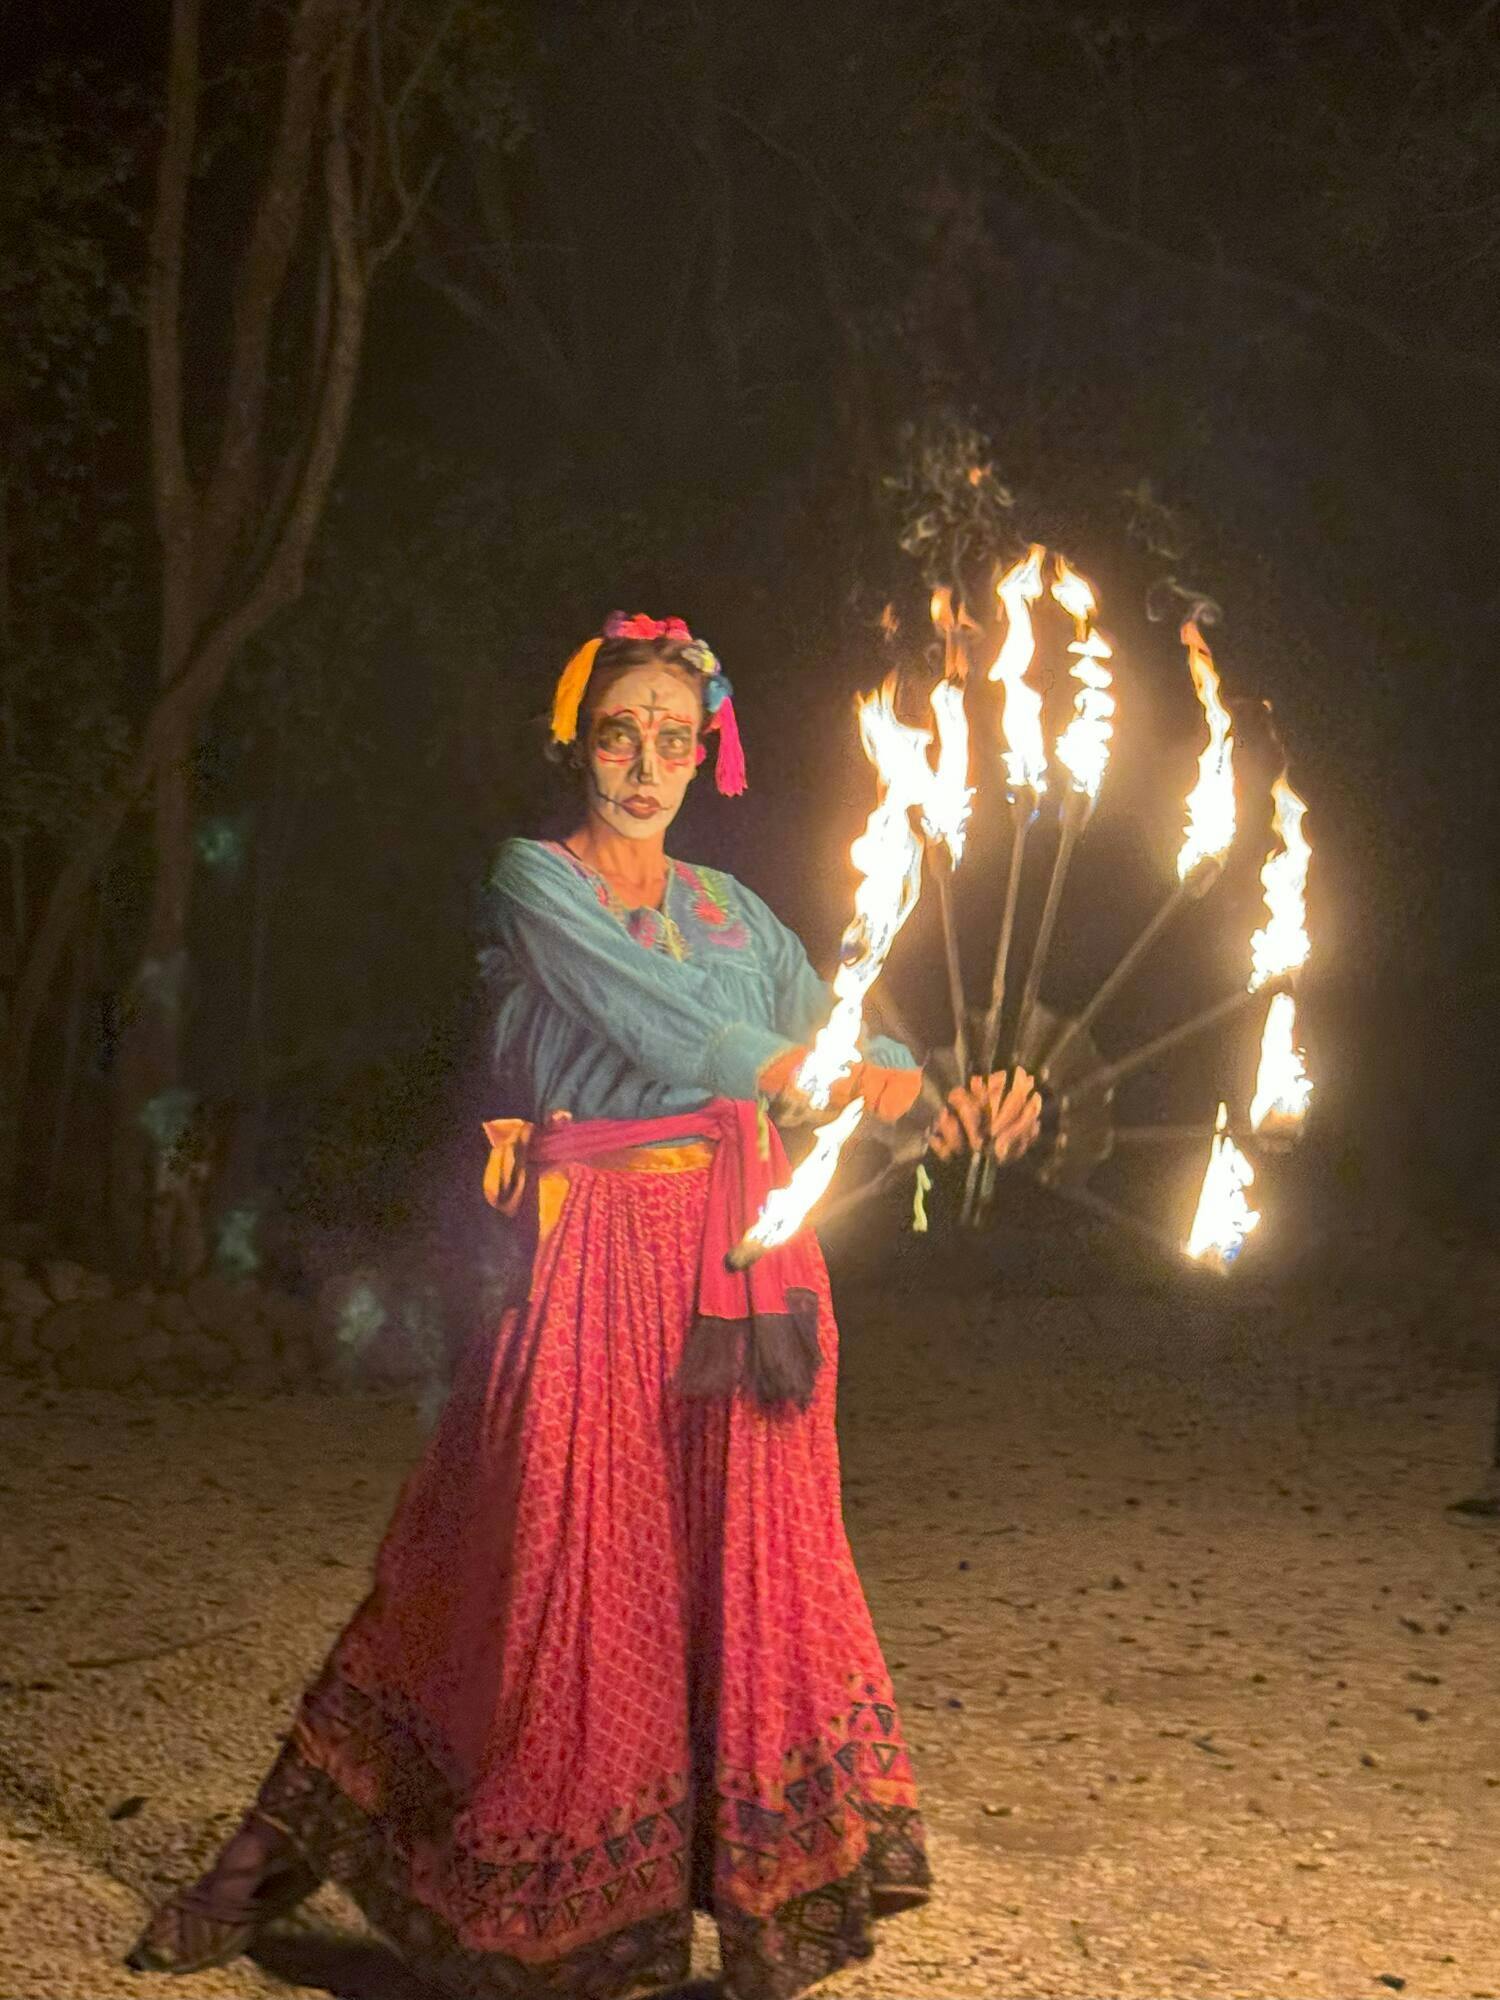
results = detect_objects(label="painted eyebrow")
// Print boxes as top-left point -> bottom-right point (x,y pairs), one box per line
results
596,707 -> 696,728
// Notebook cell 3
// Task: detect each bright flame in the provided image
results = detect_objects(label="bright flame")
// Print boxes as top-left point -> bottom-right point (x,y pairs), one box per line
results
1185,1101 -> 1260,1268
988,546 -> 1048,796
1051,556 -> 1116,801
923,677 -> 973,861
741,1099 -> 866,1252
740,684 -> 931,1255
794,683 -> 927,1110
1249,989 -> 1313,1134
1176,618 -> 1236,879
1249,773 -> 1311,990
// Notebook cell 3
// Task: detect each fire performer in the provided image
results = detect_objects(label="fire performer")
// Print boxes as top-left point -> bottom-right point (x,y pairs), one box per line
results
128,612 -> 1041,1998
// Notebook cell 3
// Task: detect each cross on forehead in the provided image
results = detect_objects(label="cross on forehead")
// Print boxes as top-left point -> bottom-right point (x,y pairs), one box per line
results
639,680 -> 686,724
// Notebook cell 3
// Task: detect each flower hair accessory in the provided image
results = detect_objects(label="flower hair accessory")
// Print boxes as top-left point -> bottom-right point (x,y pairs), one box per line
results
550,611 -> 747,795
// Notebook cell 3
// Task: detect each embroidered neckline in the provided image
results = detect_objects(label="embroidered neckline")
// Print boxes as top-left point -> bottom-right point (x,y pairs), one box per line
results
545,842 -> 750,959
548,842 -> 691,961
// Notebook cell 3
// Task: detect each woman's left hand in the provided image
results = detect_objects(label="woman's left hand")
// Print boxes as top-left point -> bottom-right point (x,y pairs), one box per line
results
928,1069 -> 1043,1164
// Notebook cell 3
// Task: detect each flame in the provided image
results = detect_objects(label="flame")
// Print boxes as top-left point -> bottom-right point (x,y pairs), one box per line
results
740,683 -> 930,1255
1249,989 -> 1313,1134
988,546 -> 1048,796
741,1099 -> 866,1252
1176,618 -> 1236,879
923,677 -> 973,862
1249,773 -> 1311,990
1185,1100 -> 1260,1268
1051,556 -> 1116,801
793,682 -> 927,1110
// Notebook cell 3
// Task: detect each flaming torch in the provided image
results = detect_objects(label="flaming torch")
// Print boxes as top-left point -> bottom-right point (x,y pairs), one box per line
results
1051,557 -> 1117,804
1010,556 -> 1117,1068
1185,1101 -> 1260,1269
731,685 -> 929,1264
961,546 -> 1048,1223
1176,617 -> 1237,881
1042,615 -> 1235,1081
1248,774 -> 1313,1140
925,590 -> 976,1077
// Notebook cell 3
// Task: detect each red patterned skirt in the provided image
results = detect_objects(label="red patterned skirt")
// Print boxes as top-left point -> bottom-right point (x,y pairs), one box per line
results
253,1143 -> 929,1998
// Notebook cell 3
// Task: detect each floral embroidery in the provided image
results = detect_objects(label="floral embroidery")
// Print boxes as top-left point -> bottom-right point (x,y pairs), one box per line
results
545,845 -> 749,959
674,862 -> 751,951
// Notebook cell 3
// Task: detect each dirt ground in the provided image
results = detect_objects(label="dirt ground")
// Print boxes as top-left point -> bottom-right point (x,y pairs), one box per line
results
3,1229 -> 1499,2000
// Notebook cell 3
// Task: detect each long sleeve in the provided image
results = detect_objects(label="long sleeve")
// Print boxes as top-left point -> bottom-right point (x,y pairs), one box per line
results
484,841 -> 795,1102
731,880 -> 917,1071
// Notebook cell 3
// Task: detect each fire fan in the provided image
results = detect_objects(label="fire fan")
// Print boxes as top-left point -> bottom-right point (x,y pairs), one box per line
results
733,547 -> 1313,1274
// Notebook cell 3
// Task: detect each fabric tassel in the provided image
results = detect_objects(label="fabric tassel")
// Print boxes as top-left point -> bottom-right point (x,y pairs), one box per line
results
676,1289 -> 821,1412
713,695 -> 747,795
744,1288 -> 821,1409
550,637 -> 602,745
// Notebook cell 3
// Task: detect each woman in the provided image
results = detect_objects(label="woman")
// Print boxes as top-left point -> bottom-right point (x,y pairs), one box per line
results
129,613 -> 1041,1998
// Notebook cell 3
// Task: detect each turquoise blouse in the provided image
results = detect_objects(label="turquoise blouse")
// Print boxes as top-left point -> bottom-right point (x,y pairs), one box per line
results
481,837 -> 916,1125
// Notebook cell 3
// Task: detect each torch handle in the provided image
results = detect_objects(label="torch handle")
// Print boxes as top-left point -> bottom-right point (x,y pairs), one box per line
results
962,796 -> 1035,1227
1011,788 -> 1087,1072
1042,1174 -> 1206,1268
1064,975 -> 1292,1105
1041,857 -> 1222,1080
934,856 -> 971,1081
972,791 -> 1087,1225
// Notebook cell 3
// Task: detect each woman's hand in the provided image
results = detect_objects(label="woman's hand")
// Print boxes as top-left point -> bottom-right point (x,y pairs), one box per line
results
928,1069 -> 1043,1164
757,1049 -> 923,1127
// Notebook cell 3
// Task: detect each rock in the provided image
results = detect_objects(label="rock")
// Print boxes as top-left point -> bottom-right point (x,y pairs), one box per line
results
183,1333 -> 235,1380
35,1302 -> 95,1355
142,1357 -> 194,1395
258,1291 -> 318,1358
0,1221 -> 43,1260
185,1273 -> 260,1343
237,1360 -> 283,1397
154,1292 -> 198,1338
55,1332 -> 138,1391
111,1298 -> 157,1345
2,1317 -> 41,1372
226,1313 -> 277,1365
40,1259 -> 112,1306
135,1327 -> 173,1370
0,1269 -> 54,1327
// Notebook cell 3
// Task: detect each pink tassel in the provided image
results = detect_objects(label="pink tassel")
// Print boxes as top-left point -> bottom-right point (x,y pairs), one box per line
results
713,696 -> 747,795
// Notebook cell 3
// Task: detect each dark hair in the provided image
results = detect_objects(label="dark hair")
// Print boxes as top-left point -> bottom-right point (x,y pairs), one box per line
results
581,638 -> 706,724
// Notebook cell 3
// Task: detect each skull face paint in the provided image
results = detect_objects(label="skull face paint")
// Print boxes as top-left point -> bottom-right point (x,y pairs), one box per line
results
583,666 -> 701,841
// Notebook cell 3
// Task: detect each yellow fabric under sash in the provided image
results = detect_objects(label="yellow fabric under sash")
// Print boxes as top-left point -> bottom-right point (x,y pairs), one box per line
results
483,1119 -> 716,1276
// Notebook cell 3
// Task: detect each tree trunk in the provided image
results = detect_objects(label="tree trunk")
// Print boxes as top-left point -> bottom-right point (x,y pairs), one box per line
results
109,712 -> 195,1264
0,466 -> 18,1211
0,0 -> 432,1246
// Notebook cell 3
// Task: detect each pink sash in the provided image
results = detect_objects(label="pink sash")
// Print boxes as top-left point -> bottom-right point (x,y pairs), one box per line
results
488,1099 -> 823,1411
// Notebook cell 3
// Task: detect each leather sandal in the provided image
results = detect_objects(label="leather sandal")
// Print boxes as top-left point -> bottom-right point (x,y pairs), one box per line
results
125,1854 -> 317,1974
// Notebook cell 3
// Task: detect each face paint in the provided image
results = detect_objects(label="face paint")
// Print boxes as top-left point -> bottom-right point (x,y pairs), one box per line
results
584,666 -> 701,841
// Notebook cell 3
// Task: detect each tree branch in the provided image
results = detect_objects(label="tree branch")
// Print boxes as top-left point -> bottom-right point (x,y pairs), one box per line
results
7,32 -> 374,1091
194,0 -> 347,614
984,120 -> 1500,385
717,99 -> 904,273
146,0 -> 200,580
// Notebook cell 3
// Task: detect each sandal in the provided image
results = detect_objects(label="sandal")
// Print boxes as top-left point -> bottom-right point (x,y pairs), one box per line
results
125,1812 -> 317,1975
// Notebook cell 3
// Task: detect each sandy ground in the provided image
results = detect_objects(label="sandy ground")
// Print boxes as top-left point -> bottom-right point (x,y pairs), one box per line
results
3,1231 -> 1499,2000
